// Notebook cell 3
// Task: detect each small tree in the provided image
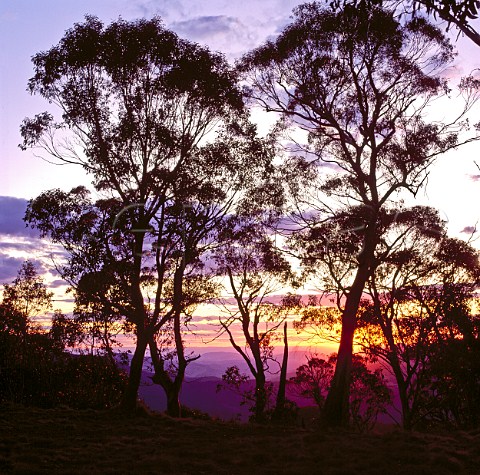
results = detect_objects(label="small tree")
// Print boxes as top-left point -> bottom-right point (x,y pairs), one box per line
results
290,355 -> 334,409
1,260 -> 53,338
214,219 -> 299,422
290,353 -> 391,431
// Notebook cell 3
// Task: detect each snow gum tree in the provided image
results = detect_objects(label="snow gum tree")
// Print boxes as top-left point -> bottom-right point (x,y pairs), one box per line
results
21,16 -> 276,413
239,2 -> 479,426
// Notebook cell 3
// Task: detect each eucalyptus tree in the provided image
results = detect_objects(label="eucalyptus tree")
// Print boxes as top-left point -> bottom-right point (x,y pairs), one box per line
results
214,219 -> 299,422
295,205 -> 480,428
240,2 -> 479,426
355,223 -> 480,429
21,16 -> 276,412
330,0 -> 480,48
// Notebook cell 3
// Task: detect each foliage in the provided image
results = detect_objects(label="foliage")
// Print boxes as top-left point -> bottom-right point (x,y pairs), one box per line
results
0,329 -> 126,409
21,15 -> 277,413
289,353 -> 390,431
1,260 -> 53,336
329,0 -> 480,48
0,262 -> 126,409
239,0 -> 479,426
217,365 -> 299,424
347,356 -> 392,432
217,365 -> 272,418
424,333 -> 480,429
289,355 -> 334,408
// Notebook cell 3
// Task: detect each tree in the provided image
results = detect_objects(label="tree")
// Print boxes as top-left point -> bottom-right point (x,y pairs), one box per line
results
0,261 -> 127,408
240,2 -> 479,426
296,206 -> 480,428
149,273 -> 219,417
355,226 -> 480,429
330,0 -> 480,48
214,220 -> 299,422
290,353 -> 391,431
289,354 -> 334,409
0,260 -> 53,339
21,16 -> 274,413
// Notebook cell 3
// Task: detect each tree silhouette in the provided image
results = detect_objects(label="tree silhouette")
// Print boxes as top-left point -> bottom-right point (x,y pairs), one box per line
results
21,16 -> 274,413
356,227 -> 480,429
290,353 -> 391,431
0,260 -> 53,340
240,2 -> 479,426
214,219 -> 299,422
296,206 -> 480,429
289,354 -> 334,409
330,0 -> 480,48
0,261 -> 125,408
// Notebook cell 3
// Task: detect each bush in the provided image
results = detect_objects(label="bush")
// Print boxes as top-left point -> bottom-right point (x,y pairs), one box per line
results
0,331 -> 126,409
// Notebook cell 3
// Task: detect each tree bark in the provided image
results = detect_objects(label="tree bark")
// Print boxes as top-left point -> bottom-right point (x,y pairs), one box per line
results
253,371 -> 267,422
121,330 -> 149,412
322,229 -> 376,427
166,387 -> 182,417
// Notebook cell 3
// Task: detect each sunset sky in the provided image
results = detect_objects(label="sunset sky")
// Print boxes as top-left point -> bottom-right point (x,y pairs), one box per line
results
1,0 -> 480,348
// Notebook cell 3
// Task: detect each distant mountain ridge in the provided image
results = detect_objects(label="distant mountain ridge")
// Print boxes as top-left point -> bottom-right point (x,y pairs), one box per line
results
133,348 -> 399,425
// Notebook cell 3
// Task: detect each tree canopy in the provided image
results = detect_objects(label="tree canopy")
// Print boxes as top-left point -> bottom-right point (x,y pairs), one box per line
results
21,15 -> 277,413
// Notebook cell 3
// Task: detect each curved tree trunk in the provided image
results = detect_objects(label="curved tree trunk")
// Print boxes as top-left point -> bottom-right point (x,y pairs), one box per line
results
122,233 -> 150,413
322,227 -> 376,427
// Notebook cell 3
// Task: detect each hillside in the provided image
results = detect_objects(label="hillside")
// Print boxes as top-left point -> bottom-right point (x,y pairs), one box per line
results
1,406 -> 480,474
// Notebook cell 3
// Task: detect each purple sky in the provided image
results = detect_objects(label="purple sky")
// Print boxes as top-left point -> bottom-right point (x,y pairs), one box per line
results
1,0 -> 480,303
0,0 -> 306,281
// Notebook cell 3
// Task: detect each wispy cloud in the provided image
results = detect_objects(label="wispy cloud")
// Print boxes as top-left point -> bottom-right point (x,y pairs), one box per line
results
129,0 -> 303,59
170,15 -> 257,58
50,279 -> 68,288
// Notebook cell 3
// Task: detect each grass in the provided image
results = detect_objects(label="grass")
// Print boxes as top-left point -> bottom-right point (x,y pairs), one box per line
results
1,405 -> 480,474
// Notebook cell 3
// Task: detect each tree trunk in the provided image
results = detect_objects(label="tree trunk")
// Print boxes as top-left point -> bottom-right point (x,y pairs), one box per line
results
121,330 -> 149,412
322,253 -> 373,427
121,232 -> 149,413
254,372 -> 267,423
273,322 -> 289,422
149,309 -> 188,418
388,352 -> 412,430
166,387 -> 182,417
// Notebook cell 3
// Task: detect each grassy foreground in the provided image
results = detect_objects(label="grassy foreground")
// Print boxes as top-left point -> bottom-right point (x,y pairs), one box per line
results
1,405 -> 480,474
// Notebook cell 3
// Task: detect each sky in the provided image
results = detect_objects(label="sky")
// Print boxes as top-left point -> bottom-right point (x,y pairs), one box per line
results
0,0 -> 307,281
1,0 -> 480,349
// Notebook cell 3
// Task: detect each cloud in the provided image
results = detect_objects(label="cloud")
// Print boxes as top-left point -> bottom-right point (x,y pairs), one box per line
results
0,255 -> 26,282
0,254 -> 46,283
170,15 -> 257,58
173,15 -> 239,39
50,279 -> 68,289
0,196 -> 39,237
0,241 -> 41,252
130,0 -> 304,58
461,225 -> 477,234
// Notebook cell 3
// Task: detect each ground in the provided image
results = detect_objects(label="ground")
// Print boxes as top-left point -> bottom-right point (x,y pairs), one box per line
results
1,405 -> 480,474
